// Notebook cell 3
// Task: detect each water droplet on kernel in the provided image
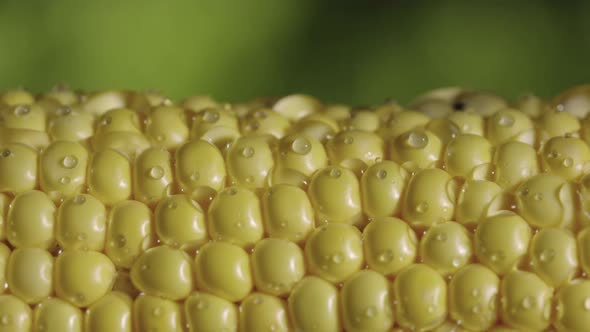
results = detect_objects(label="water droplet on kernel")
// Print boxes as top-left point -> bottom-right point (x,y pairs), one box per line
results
77,233 -> 87,241
0,314 -> 10,325
279,221 -> 287,228
562,158 -> 573,168
73,195 -> 86,204
61,155 -> 78,168
102,116 -> 112,125
241,147 -> 255,158
584,297 -> 590,311
406,131 -> 428,148
253,296 -> 264,305
227,188 -> 237,195
416,201 -> 429,213
59,177 -> 71,184
292,137 -> 311,155
377,249 -> 394,263
152,307 -> 162,316
235,222 -> 243,228
471,305 -> 481,314
435,233 -> 447,242
141,264 -> 149,271
332,253 -> 344,264
471,288 -> 479,297
167,201 -> 177,209
329,168 -> 341,178
189,172 -> 200,181
343,136 -> 354,144
116,235 -> 126,248
548,150 -> 559,159
149,166 -> 164,179
376,169 -> 387,179
0,149 -> 11,158
196,299 -> 208,310
533,192 -> 543,201
245,176 -> 254,184
427,305 -> 435,313
452,258 -> 461,267
521,296 -> 534,309
75,293 -> 85,303
497,113 -> 515,127
203,110 -> 220,123
365,306 -> 376,317
14,105 -> 30,116
539,249 -> 555,263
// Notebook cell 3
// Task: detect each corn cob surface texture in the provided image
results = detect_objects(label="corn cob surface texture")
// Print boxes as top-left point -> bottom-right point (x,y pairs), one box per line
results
1,86 -> 590,332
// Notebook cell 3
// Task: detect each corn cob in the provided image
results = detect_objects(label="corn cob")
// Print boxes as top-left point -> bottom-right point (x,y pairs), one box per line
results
0,86 -> 589,332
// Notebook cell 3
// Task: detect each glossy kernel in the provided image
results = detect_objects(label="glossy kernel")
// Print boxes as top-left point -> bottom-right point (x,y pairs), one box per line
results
226,136 -> 274,189
55,250 -> 116,307
185,292 -> 238,332
537,109 -> 581,144
455,179 -> 503,228
33,298 -> 83,332
154,195 -> 207,251
447,111 -> 485,136
0,295 -> 31,332
207,186 -> 264,248
493,141 -> 539,190
262,184 -> 315,244
275,133 -> 327,184
239,293 -> 291,332
529,228 -> 578,288
47,109 -> 94,142
130,246 -> 194,300
7,190 -> 56,249
363,217 -> 417,276
251,238 -> 305,297
325,130 -> 384,174
56,194 -> 107,251
305,223 -> 363,284
402,168 -> 456,230
145,106 -> 189,149
577,227 -> 590,277
541,136 -> 590,181
7,248 -> 53,304
360,160 -> 409,219
487,109 -> 535,146
308,166 -> 363,226
241,108 -> 290,139
272,94 -> 322,121
95,108 -> 142,135
175,140 -> 226,201
0,244 -> 9,294
133,147 -> 173,205
84,291 -> 132,332
380,111 -> 430,141
340,270 -> 394,332
444,134 -> 492,178
105,200 -> 154,268
39,141 -> 88,202
449,264 -> 499,331
420,221 -> 472,276
390,129 -> 443,170
191,108 -> 241,154
92,131 -> 151,160
554,279 -> 590,332
2,104 -> 46,131
87,148 -> 132,205
133,294 -> 184,332
194,241 -> 252,302
288,276 -> 341,332
500,270 -> 553,331
393,264 -> 447,332
474,211 -> 531,275
0,143 -> 37,194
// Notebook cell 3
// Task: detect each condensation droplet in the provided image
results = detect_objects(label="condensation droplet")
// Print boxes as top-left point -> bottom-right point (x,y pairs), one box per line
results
141,264 -> 149,271
102,116 -> 112,125
241,146 -> 255,158
416,201 -> 429,213
539,249 -> 555,263
343,136 -> 354,144
189,172 -> 200,181
376,169 -> 387,179
245,176 -> 254,184
116,235 -> 126,248
452,258 -> 461,267
562,158 -> 573,168
292,137 -> 311,155
364,306 -> 376,317
331,253 -> 344,264
377,249 -> 394,263
584,297 -> 590,311
548,150 -> 559,159
56,106 -> 72,116
253,296 -> 264,305
0,149 -> 10,158
77,233 -> 87,241
167,201 -> 177,209
329,168 -> 341,178
435,232 -> 447,242
279,221 -> 287,228
235,222 -> 243,228
471,288 -> 479,297
227,188 -> 238,195
73,195 -> 86,204
61,155 -> 78,169
427,305 -> 435,313
0,314 -> 10,326
59,177 -> 71,184
203,110 -> 220,123
497,113 -> 515,127
521,296 -> 534,309
533,192 -> 543,201
471,305 -> 481,314
406,131 -> 428,148
75,293 -> 85,303
152,307 -> 162,317
196,299 -> 208,310
14,105 -> 30,116
149,166 -> 164,179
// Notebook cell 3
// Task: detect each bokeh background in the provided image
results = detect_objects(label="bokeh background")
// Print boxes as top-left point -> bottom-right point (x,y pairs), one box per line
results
0,0 -> 589,105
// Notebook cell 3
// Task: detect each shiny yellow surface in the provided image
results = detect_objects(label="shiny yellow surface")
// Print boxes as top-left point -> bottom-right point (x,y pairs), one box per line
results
7,248 -> 53,304
0,243 -> 8,294
56,194 -> 106,251
487,108 -> 535,146
133,294 -> 184,332
194,241 -> 252,302
39,141 -> 88,202
175,139 -> 226,201
541,136 -> 590,181
360,160 -> 409,219
251,238 -> 305,297
288,276 -> 341,332
325,129 -> 384,173
528,228 -> 578,288
7,190 -> 56,249
87,148 -> 132,205
492,141 -> 539,190
305,223 -> 363,283
154,195 -> 207,250
145,106 -> 189,149
444,134 -> 492,178
85,291 -> 132,332
130,246 -> 194,301
185,291 -> 238,332
554,279 -> 590,332
420,221 -> 473,276
33,297 -> 83,332
390,128 -> 443,170
262,184 -> 315,244
133,147 -> 173,205
455,179 -> 503,228
0,143 -> 37,194
363,217 -> 417,276
226,136 -> 274,189
55,250 -> 116,307
0,295 -> 31,332
239,293 -> 291,332
241,108 -> 290,139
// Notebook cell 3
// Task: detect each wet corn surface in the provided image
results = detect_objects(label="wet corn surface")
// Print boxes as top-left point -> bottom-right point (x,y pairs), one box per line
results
0,86 -> 590,331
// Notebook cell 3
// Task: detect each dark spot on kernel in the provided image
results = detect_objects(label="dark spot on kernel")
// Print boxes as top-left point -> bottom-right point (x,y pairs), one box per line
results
453,101 -> 466,111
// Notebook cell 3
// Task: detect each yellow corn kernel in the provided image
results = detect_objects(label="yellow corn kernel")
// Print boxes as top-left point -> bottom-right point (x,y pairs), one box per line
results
39,141 -> 88,202
183,95 -> 218,113
92,131 -> 151,160
84,291 -> 132,332
362,217 -> 418,276
449,264 -> 499,331
577,174 -> 590,228
241,108 -> 290,139
474,211 -> 531,275
56,194 -> 106,251
275,133 -> 327,178
554,279 -> 590,332
272,94 -> 322,121
174,139 -> 226,201
326,130 -> 384,174
455,179 -> 503,228
7,190 -> 56,249
95,108 -> 143,135
425,118 -> 461,145
380,111 -> 430,141
7,248 -> 53,304
541,136 -> 590,181
130,246 -> 194,301
402,168 -> 456,230
184,291 -> 238,332
444,134 -> 492,178
420,221 -> 473,276
239,293 -> 291,332
262,184 -> 315,244
305,223 -> 363,283
453,91 -> 507,116
251,238 -> 305,297
154,195 -> 207,251
447,111 -> 485,136
1,89 -> 35,106
308,166 -> 363,226
0,194 -> 9,241
0,143 -> 37,194
225,136 -> 274,189
528,228 -> 578,288
133,147 -> 173,205
537,109 -> 581,144
0,243 -> 8,294
499,270 -> 553,331
87,148 -> 132,205
293,113 -> 339,143
1,104 -> 46,131
194,241 -> 252,302
577,227 -> 590,277
390,128 -> 443,170
324,104 -> 352,123
487,108 -> 535,146
515,173 -> 575,229
207,186 -> 263,248
145,106 -> 189,148
55,250 -> 116,307
33,297 -> 83,332
346,110 -> 380,132
81,90 -> 127,116
105,200 -> 153,268
360,160 -> 409,219
133,294 -> 184,332
340,270 -> 394,332
191,108 -> 241,154
492,141 -> 539,190
288,276 -> 341,332
0,295 -> 32,332
393,264 -> 447,331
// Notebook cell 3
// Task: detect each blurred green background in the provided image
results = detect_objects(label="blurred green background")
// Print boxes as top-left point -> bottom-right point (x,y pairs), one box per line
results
0,0 -> 589,105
